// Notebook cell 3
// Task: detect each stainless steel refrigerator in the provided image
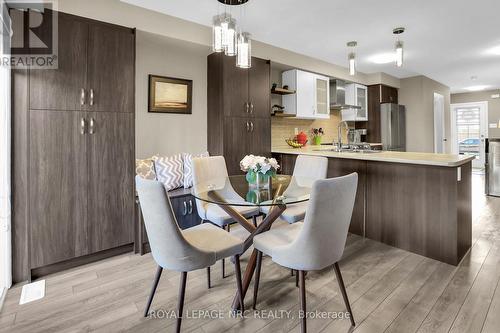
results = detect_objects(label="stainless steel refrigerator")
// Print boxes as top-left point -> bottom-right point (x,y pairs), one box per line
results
380,103 -> 406,151
486,139 -> 500,196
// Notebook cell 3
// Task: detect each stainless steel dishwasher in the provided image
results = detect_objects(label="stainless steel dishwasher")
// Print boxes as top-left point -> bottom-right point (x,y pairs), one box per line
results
486,139 -> 500,196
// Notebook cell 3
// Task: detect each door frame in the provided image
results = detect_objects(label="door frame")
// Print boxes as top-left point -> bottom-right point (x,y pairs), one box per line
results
433,93 -> 445,153
450,101 -> 489,167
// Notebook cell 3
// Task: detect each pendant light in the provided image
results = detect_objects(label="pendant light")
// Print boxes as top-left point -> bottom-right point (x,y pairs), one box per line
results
212,15 -> 223,52
224,17 -> 237,56
237,32 -> 251,68
212,0 -> 252,68
347,41 -> 357,76
393,27 -> 405,67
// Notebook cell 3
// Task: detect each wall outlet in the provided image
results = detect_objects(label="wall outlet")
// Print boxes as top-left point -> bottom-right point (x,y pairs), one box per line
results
491,94 -> 500,99
294,128 -> 299,135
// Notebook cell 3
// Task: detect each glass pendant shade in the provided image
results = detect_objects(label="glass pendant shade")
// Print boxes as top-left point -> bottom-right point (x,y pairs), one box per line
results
395,40 -> 404,67
224,18 -> 237,56
236,32 -> 251,68
212,15 -> 223,52
348,52 -> 356,76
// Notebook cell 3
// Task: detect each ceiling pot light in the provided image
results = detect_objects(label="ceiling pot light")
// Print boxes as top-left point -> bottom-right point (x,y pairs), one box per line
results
485,46 -> 500,56
465,85 -> 490,92
393,27 -> 405,67
369,53 -> 396,64
236,32 -> 251,68
347,41 -> 357,76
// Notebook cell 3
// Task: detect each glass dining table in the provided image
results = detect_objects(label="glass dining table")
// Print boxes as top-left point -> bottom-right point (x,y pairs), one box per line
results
192,174 -> 315,311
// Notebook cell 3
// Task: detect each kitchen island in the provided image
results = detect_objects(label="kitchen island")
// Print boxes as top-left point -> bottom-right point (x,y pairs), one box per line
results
272,147 -> 475,265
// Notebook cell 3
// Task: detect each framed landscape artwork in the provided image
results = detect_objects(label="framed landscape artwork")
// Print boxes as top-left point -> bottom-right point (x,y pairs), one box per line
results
148,75 -> 193,114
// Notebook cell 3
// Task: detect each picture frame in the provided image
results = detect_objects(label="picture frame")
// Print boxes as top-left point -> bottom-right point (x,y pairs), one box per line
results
148,74 -> 193,114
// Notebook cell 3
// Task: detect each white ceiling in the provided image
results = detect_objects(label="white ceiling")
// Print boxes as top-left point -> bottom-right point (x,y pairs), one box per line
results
122,0 -> 500,93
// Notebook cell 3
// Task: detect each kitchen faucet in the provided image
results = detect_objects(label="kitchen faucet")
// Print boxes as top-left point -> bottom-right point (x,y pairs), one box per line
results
336,120 -> 350,149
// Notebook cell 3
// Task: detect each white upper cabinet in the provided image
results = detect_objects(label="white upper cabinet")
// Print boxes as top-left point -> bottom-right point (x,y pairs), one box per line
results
342,83 -> 368,121
282,69 -> 330,119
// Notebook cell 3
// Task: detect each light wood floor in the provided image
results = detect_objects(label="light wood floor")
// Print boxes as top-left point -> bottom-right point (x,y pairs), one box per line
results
2,174 -> 500,333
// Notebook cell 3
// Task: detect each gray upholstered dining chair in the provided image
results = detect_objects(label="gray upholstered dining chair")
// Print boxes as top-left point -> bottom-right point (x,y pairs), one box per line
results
260,155 -> 328,223
192,156 -> 259,285
252,173 -> 358,332
136,176 -> 245,333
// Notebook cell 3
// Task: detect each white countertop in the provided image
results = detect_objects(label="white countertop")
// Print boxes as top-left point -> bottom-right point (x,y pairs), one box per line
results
272,146 -> 475,167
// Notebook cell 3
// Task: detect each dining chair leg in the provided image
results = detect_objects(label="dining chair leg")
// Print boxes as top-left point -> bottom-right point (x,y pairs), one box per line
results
333,262 -> 355,326
176,271 -> 188,333
221,224 -> 227,279
299,270 -> 307,333
253,250 -> 263,309
252,216 -> 258,228
144,266 -> 163,317
234,254 -> 245,313
295,270 -> 299,287
207,266 -> 211,289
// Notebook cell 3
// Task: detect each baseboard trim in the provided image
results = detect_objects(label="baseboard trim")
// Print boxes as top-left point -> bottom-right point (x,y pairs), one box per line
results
30,244 -> 134,280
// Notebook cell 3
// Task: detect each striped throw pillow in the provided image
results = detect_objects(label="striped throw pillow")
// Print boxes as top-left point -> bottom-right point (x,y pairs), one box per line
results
183,152 -> 209,188
154,154 -> 184,191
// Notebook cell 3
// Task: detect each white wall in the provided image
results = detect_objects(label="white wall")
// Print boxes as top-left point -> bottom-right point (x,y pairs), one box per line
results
135,31 -> 210,158
399,76 -> 451,153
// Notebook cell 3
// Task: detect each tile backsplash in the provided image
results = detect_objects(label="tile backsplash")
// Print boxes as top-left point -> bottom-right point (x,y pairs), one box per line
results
271,110 -> 348,148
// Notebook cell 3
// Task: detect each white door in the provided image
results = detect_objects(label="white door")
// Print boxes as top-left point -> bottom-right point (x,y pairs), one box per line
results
433,93 -> 446,153
314,75 -> 330,119
450,102 -> 488,168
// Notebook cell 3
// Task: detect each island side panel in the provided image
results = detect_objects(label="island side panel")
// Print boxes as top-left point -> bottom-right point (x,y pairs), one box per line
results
366,161 -> 469,265
457,161 -> 472,262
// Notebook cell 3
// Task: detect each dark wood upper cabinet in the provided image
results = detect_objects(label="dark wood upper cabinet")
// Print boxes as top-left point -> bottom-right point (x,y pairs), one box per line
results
380,85 -> 398,104
248,57 -> 271,118
29,12 -> 87,111
87,24 -> 135,112
29,110 -> 88,268
88,112 -> 135,253
222,56 -> 249,117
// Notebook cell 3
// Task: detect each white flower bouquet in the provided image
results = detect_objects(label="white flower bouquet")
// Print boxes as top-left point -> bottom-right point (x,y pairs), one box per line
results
240,155 -> 280,187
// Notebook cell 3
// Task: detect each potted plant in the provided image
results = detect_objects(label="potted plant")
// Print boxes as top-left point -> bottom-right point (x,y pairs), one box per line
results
240,155 -> 280,189
311,127 -> 324,145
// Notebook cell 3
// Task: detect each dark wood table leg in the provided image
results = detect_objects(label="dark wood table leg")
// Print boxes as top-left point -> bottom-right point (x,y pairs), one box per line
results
207,186 -> 287,311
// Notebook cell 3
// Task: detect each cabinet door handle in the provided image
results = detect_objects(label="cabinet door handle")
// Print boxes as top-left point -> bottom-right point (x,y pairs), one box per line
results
89,118 -> 95,135
250,103 -> 254,114
89,89 -> 94,106
250,121 -> 254,132
80,118 -> 86,135
244,102 -> 249,113
80,89 -> 85,105
182,201 -> 188,216
188,200 -> 193,214
246,121 -> 250,132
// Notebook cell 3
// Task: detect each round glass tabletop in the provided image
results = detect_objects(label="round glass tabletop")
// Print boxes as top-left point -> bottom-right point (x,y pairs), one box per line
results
191,174 -> 314,207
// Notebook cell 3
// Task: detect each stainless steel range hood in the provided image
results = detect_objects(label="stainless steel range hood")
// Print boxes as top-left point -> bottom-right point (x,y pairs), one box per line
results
330,79 -> 361,110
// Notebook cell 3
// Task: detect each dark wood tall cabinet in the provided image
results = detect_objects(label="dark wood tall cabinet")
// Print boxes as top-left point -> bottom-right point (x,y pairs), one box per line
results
207,53 -> 271,174
12,10 -> 135,282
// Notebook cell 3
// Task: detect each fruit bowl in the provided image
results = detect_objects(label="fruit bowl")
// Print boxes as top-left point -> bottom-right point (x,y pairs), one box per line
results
285,139 -> 306,148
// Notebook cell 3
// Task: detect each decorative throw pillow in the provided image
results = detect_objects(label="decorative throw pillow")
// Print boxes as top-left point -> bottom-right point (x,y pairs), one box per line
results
135,158 -> 157,180
154,154 -> 184,191
183,152 -> 209,188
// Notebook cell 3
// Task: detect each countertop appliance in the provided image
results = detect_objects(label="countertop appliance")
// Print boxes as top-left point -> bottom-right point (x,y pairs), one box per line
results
380,103 -> 406,151
485,138 -> 500,196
